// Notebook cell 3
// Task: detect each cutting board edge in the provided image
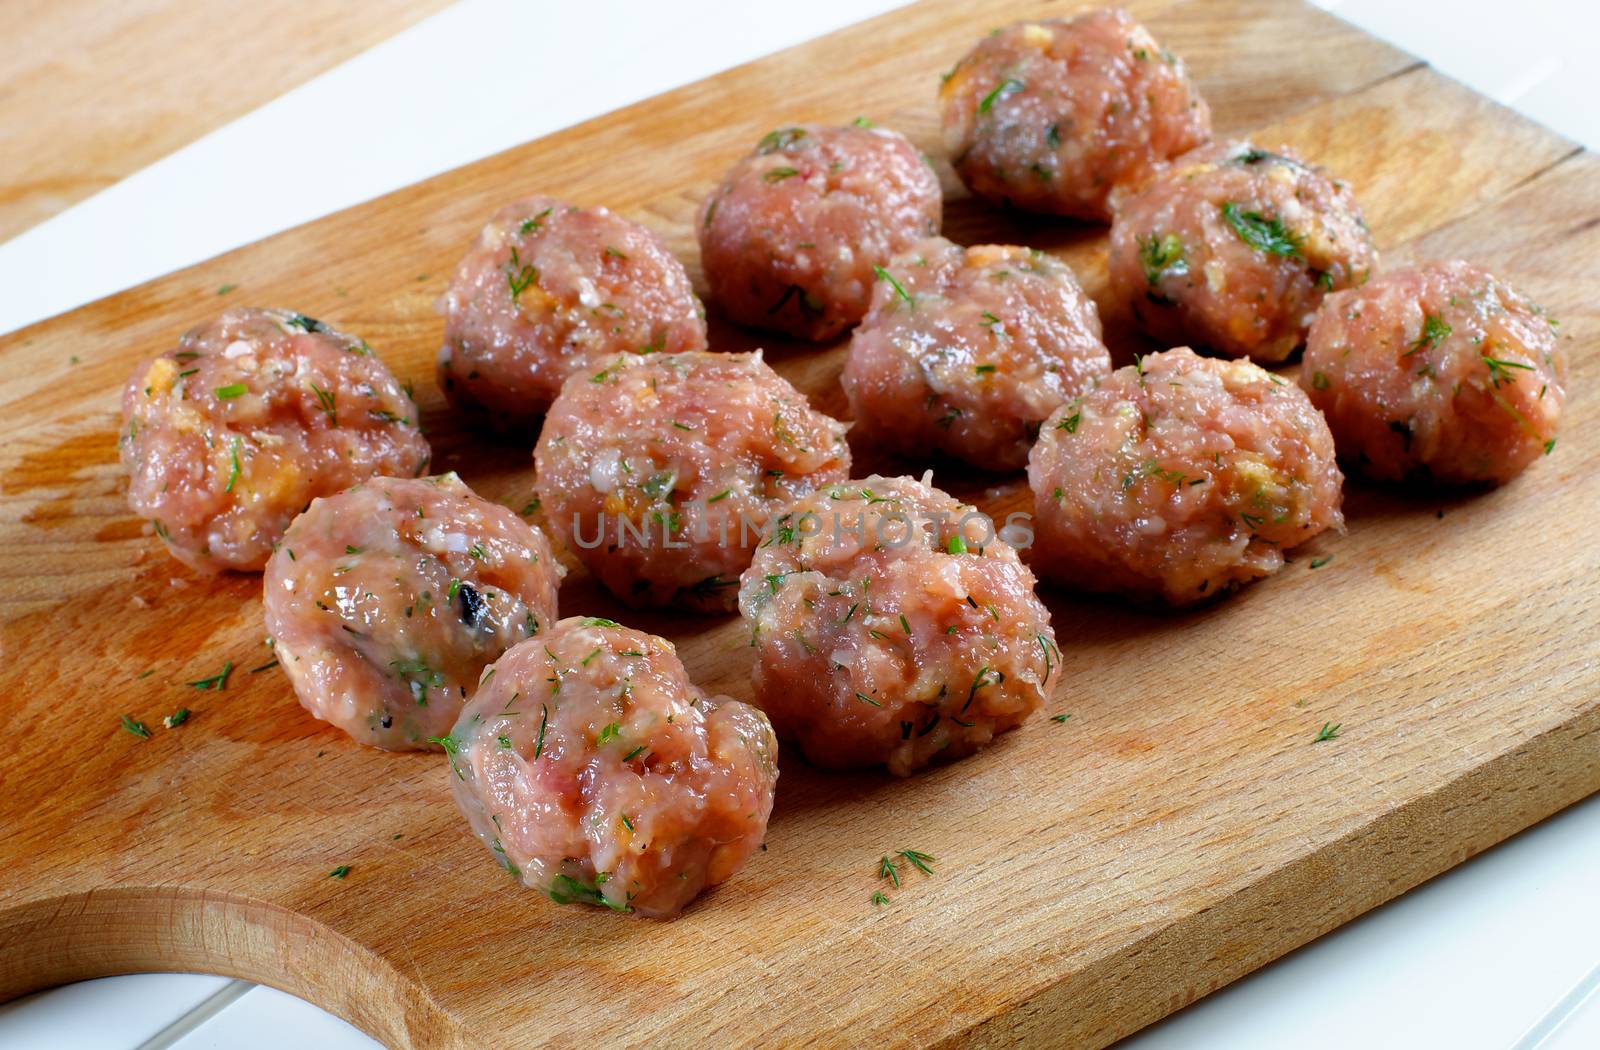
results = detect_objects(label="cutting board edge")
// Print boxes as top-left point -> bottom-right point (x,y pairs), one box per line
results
3,702 -> 1594,1050
945,700 -> 1600,1048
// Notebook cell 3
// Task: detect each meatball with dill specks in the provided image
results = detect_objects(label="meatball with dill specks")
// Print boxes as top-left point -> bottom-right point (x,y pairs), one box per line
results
1300,260 -> 1565,485
842,236 -> 1110,471
438,196 -> 707,430
697,122 -> 943,341
263,474 -> 561,750
738,474 -> 1057,776
939,7 -> 1211,221
1107,141 -> 1377,362
120,307 -> 430,572
444,616 -> 778,918
534,350 -> 851,612
1027,348 -> 1344,605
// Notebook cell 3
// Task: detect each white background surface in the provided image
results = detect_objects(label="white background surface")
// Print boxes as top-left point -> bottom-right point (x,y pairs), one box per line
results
1,1 -> 1595,1047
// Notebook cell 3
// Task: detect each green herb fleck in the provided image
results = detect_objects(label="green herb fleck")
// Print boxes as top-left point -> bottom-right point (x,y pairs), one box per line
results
224,437 -> 242,493
187,661 -> 234,691
641,470 -> 676,501
979,77 -> 1024,114
1138,233 -> 1187,285
309,382 -> 337,426
548,873 -> 630,912
873,265 -> 914,308
1220,202 -> 1301,259
505,247 -> 539,299
1403,314 -> 1453,357
1483,354 -> 1534,388
756,127 -> 807,154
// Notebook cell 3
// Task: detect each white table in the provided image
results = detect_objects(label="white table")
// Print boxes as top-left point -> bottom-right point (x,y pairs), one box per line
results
1,1 -> 1595,1046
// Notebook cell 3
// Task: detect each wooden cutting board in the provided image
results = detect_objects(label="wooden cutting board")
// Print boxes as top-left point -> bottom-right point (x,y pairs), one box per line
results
2,1 -> 1596,1047
0,0 -> 452,242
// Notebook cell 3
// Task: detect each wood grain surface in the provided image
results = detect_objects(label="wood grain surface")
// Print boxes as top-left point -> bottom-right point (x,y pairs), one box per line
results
0,0 -> 451,243
1,1 -> 1595,1047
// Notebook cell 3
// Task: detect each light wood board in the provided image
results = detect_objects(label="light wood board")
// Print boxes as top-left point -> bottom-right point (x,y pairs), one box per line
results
0,1 -> 1596,1047
0,0 -> 451,242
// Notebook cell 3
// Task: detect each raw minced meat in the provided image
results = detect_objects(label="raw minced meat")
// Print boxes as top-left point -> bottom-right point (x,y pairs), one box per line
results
697,123 -> 942,340
534,350 -> 850,611
438,196 -> 706,430
1300,260 -> 1565,484
1107,140 -> 1377,361
119,307 -> 430,572
1028,347 -> 1343,604
264,474 -> 561,750
445,616 -> 778,918
842,236 -> 1109,470
737,474 -> 1056,775
939,8 -> 1210,221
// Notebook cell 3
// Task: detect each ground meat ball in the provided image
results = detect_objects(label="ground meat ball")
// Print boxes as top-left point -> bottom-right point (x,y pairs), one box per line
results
939,8 -> 1210,221
263,474 -> 561,750
1028,347 -> 1343,604
1300,261 -> 1565,485
445,617 -> 778,918
119,307 -> 430,572
841,236 -> 1110,470
535,351 -> 850,611
438,196 -> 707,430
737,475 -> 1056,776
697,123 -> 943,340
1107,141 -> 1377,362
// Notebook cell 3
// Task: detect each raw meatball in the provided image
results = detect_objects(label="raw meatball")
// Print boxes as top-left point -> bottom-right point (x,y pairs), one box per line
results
939,8 -> 1210,221
1108,141 -> 1377,362
444,616 -> 778,918
1300,261 -> 1565,485
264,474 -> 561,750
1028,347 -> 1343,604
119,307 -> 430,572
737,474 -> 1056,776
535,351 -> 851,611
841,236 -> 1110,470
438,196 -> 707,430
697,123 -> 943,340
